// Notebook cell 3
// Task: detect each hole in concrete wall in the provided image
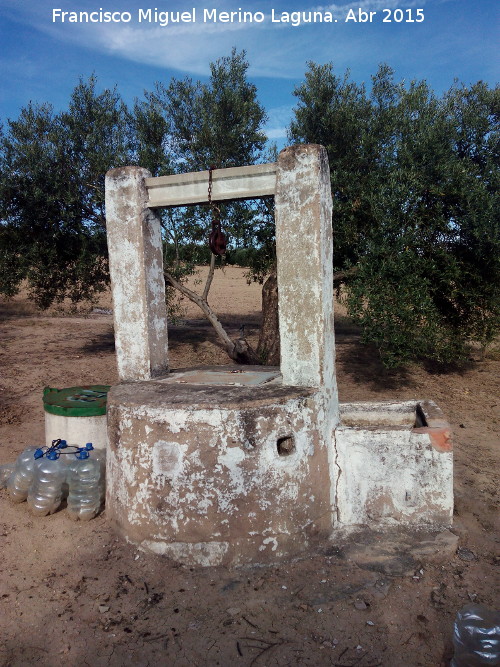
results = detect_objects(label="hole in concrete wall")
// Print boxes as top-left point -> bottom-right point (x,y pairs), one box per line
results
277,435 -> 295,456
414,403 -> 428,428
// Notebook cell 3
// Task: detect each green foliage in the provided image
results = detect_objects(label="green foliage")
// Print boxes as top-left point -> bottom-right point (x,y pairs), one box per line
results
1,54 -> 497,369
132,93 -> 172,178
0,76 -> 132,307
0,52 -> 272,308
289,64 -> 499,365
289,63 -> 373,269
150,48 -> 272,281
156,48 -> 267,172
163,241 -> 212,267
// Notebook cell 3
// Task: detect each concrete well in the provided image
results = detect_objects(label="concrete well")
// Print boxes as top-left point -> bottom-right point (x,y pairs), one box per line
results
106,367 -> 335,567
104,144 -> 453,567
105,145 -> 339,566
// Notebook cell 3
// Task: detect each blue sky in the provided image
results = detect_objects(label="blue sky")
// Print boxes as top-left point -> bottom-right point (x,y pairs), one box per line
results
1,0 -> 498,144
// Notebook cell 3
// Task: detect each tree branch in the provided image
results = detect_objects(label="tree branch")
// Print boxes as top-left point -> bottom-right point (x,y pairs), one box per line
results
165,269 -> 260,364
333,266 -> 358,284
203,253 -> 216,301
165,270 -> 235,355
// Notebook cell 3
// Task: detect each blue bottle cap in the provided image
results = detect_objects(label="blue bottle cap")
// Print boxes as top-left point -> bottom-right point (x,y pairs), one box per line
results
57,440 -> 68,449
85,443 -> 94,451
76,450 -> 89,460
47,451 -> 60,460
34,448 -> 45,459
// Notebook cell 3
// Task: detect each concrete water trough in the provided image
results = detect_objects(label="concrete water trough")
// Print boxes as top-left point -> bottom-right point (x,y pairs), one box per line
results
336,400 -> 453,530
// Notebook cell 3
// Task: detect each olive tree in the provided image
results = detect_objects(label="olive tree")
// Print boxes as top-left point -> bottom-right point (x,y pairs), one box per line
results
0,76 -> 132,307
289,63 -> 499,365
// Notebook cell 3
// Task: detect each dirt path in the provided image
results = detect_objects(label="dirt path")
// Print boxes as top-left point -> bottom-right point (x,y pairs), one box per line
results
1,266 -> 498,666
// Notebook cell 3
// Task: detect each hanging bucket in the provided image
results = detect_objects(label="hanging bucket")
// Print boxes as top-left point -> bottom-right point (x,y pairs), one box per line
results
43,385 -> 110,451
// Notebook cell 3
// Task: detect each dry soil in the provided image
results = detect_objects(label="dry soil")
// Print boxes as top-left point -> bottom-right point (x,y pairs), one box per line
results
0,266 -> 499,667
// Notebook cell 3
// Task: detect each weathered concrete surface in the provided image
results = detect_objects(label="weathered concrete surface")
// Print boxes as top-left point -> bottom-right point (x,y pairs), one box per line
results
340,400 -> 420,427
146,163 -> 277,207
106,389 -> 454,566
104,147 -> 454,567
335,401 -> 453,529
105,167 -> 169,381
106,377 -> 334,567
274,145 -> 339,532
275,145 -> 336,397
104,147 -> 341,567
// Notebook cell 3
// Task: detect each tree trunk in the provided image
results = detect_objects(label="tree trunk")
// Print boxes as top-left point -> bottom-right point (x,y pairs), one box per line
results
255,266 -> 356,366
257,267 -> 280,366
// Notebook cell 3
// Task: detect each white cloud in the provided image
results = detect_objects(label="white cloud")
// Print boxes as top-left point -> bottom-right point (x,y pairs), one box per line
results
265,127 -> 288,139
264,104 -> 295,139
4,0 -> 432,79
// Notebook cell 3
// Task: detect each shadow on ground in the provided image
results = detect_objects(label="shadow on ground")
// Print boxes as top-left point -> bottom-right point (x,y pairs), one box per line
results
81,331 -> 115,355
334,315 -> 415,392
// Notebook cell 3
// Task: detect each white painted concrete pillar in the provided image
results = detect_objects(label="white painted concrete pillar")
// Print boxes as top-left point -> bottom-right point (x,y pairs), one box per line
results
275,145 -> 336,394
105,167 -> 169,381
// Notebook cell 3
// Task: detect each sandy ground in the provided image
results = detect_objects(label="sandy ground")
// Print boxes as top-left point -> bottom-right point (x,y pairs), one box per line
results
0,266 -> 499,666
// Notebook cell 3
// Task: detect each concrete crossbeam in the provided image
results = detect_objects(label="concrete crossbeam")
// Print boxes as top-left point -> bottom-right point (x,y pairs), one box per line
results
145,163 -> 277,208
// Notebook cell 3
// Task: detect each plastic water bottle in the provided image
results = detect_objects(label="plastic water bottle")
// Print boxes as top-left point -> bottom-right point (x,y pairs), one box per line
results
27,450 -> 67,516
451,603 -> 500,666
0,464 -> 14,489
67,450 -> 102,521
55,440 -> 71,498
84,443 -> 106,503
7,447 -> 42,502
